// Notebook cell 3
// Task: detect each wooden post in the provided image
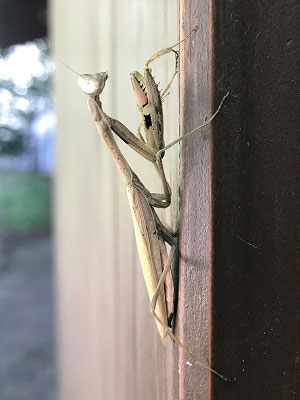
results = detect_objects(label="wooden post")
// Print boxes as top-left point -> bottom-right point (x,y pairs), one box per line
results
180,0 -> 300,398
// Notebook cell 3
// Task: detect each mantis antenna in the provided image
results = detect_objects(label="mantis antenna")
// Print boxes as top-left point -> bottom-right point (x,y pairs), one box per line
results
60,60 -> 81,76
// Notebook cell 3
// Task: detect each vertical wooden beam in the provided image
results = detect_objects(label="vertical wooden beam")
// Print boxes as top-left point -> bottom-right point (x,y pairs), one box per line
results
180,0 -> 300,398
179,1 -> 213,398
212,0 -> 300,398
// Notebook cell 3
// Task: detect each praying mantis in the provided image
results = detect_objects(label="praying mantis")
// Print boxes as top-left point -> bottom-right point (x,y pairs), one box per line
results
74,35 -> 229,381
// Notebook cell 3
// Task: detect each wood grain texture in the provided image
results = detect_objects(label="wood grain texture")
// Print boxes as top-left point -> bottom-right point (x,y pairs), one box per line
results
211,0 -> 300,398
51,1 -> 180,399
180,0 -> 300,398
178,1 -> 213,398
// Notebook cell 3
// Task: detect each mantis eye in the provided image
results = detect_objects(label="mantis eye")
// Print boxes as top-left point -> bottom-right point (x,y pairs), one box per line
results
78,72 -> 108,96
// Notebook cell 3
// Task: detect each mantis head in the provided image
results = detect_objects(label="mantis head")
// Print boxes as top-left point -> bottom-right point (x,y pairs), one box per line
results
78,72 -> 109,96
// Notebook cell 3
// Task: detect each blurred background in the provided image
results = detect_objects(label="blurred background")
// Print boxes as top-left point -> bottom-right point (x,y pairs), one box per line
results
0,1 -> 56,399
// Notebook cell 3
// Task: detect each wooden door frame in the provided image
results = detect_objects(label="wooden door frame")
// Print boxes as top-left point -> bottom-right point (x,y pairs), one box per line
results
180,0 -> 300,398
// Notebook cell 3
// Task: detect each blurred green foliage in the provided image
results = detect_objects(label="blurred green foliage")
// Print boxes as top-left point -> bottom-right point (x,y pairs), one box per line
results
0,170 -> 51,231
0,39 -> 54,155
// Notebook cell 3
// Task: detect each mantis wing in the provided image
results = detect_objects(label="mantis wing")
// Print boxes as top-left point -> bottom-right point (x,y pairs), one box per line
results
127,185 -> 173,343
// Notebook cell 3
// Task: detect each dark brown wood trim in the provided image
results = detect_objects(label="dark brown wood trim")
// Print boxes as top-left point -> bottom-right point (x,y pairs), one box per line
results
180,0 -> 300,398
211,0 -> 300,398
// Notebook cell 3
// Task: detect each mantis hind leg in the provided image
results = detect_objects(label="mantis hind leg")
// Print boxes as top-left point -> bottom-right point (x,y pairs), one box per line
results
150,243 -> 176,325
150,292 -> 228,381
156,92 -> 230,160
145,48 -> 178,101
144,28 -> 197,69
144,28 -> 197,98
149,226 -> 228,381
